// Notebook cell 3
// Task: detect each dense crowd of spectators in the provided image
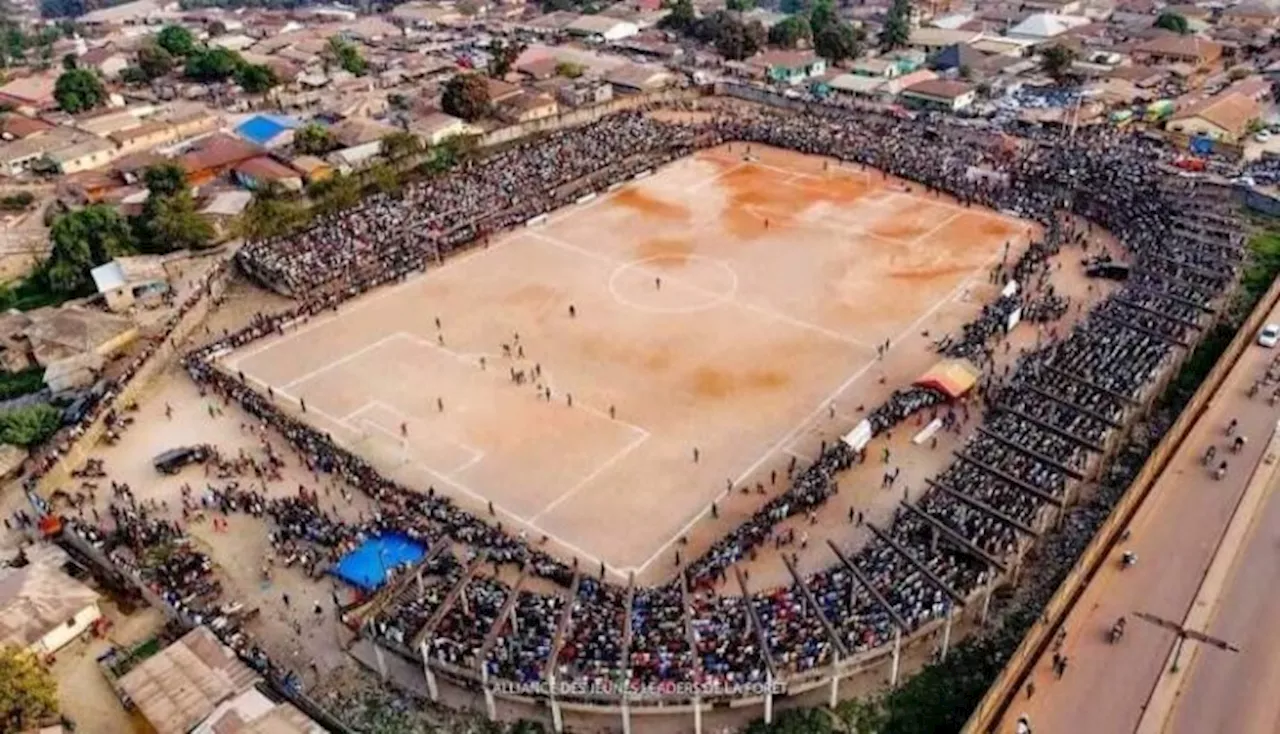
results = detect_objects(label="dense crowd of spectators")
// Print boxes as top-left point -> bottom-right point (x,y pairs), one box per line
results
167,101 -> 1246,700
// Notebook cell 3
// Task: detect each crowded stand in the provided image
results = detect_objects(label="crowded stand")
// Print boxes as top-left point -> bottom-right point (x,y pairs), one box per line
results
127,98 -> 1251,703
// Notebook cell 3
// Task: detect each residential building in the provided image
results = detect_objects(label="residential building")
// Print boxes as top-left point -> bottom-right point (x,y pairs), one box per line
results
1131,34 -> 1223,69
179,134 -> 263,185
604,63 -> 675,93
1006,12 -> 1092,39
108,121 -> 178,156
900,78 -> 977,110
47,137 -> 118,174
79,46 -> 130,80
0,128 -> 81,177
0,72 -> 59,112
498,91 -> 560,123
906,28 -> 984,51
409,112 -> 475,146
90,255 -> 170,313
755,50 -> 828,85
80,0 -> 162,25
1167,90 -> 1262,143
0,113 -> 54,141
1219,4 -> 1279,30
827,73 -> 888,97
233,156 -> 304,191
565,15 -> 640,41
0,550 -> 101,655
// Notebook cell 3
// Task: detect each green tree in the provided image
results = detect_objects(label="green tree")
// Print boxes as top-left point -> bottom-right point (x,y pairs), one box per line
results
1155,11 -> 1189,34
236,183 -> 308,241
555,61 -> 586,78
184,46 -> 243,82
294,123 -> 337,155
309,172 -> 361,217
0,646 -> 58,730
0,404 -> 62,446
136,42 -> 174,80
381,130 -> 422,163
60,52 -> 76,70
45,205 -> 136,293
809,0 -> 836,36
1042,43 -> 1077,82
39,0 -> 84,18
53,67 -> 105,113
367,162 -> 400,195
236,62 -> 278,93
136,163 -> 212,252
880,0 -> 911,50
487,38 -> 523,77
815,21 -> 862,63
157,24 -> 196,56
726,0 -> 755,10
711,14 -> 765,61
769,15 -> 812,48
780,0 -> 809,13
327,36 -> 366,75
661,0 -> 697,33
441,73 -> 491,121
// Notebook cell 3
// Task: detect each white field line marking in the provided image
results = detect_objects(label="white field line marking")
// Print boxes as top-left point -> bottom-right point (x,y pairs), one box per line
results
526,229 -> 875,352
530,429 -> 651,523
280,334 -> 403,391
685,161 -> 748,193
631,240 -> 1008,575
355,399 -> 486,476
632,354 -> 881,575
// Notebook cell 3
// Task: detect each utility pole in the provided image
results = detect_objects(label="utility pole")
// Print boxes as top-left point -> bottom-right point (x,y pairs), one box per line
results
1133,610 -> 1240,673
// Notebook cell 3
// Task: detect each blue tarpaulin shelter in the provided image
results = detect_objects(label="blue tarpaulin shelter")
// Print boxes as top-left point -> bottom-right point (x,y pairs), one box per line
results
235,115 -> 299,147
331,534 -> 427,592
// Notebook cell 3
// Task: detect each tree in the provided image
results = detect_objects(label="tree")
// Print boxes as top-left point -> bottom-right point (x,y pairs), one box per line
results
134,163 -> 211,253
710,14 -> 765,61
1154,11 -> 1189,34
308,172 -> 361,217
780,0 -> 809,13
1042,43 -> 1077,82
157,24 -> 196,56
143,162 -> 186,199
815,22 -> 862,63
381,130 -> 422,163
0,646 -> 58,730
769,16 -> 812,48
237,183 -> 308,241
487,38 -> 523,78
726,0 -> 755,10
441,73 -> 491,121
60,52 -> 76,70
555,61 -> 586,78
880,0 -> 911,50
294,123 -> 337,155
661,0 -> 696,33
327,37 -> 366,75
809,0 -> 836,36
136,42 -> 174,80
367,162 -> 400,195
45,205 -> 135,293
184,47 -> 243,82
236,62 -> 278,93
53,68 -> 105,113
0,404 -> 62,446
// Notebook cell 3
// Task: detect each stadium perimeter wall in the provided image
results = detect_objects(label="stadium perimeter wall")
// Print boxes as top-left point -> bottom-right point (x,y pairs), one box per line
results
962,263 -> 1280,733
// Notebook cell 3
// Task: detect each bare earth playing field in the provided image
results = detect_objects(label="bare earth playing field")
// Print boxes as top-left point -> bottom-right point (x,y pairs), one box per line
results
223,144 -> 1029,578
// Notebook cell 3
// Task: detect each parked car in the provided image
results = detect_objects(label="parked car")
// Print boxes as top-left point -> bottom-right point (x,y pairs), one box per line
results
1258,323 -> 1280,348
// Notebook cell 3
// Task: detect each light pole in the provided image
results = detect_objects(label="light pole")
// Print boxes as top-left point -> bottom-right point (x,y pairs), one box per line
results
1133,610 -> 1240,673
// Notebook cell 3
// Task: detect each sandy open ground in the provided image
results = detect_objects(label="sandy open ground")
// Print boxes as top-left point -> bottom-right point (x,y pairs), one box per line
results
223,144 -> 1029,578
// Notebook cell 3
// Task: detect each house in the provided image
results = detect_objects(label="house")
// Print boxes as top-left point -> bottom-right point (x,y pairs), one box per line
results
907,28 -> 984,51
47,137 -> 117,174
850,58 -> 901,78
18,306 -> 138,373
0,549 -> 101,655
108,121 -> 178,156
0,72 -> 59,112
498,91 -> 560,123
1131,34 -> 1222,69
90,255 -> 170,313
1167,91 -> 1262,144
1005,13 -> 1091,39
287,155 -> 333,184
192,689 -> 324,734
1020,0 -> 1083,13
565,15 -> 639,41
178,134 -> 263,185
518,56 -> 561,81
486,77 -> 524,105
114,627 -> 262,734
1219,4 -> 1279,30
900,78 -> 976,110
234,114 -> 299,149
409,112 -> 475,146
930,43 -> 987,72
827,73 -> 888,97
0,113 -> 54,141
0,128 -> 80,177
604,63 -> 675,93
79,45 -> 130,80
233,155 -> 304,191
884,68 -> 939,95
755,50 -> 828,85
547,79 -> 614,107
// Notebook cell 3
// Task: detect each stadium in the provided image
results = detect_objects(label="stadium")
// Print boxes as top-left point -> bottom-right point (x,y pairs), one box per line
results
153,86 -> 1244,732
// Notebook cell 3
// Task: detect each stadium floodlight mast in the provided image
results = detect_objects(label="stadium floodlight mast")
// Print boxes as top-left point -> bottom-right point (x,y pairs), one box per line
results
1132,610 -> 1240,673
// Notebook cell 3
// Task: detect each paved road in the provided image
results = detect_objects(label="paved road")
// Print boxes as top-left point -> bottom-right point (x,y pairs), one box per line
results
993,301 -> 1280,734
1165,447 -> 1280,734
